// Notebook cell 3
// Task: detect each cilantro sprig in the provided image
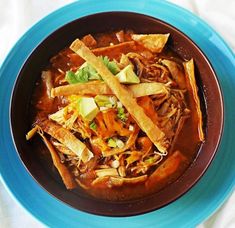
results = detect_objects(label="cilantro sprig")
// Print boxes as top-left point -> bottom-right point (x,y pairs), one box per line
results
65,56 -> 120,84
101,56 -> 120,75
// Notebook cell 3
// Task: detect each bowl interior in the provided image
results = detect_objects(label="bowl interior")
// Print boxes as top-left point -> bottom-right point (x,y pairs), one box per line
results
10,12 -> 223,216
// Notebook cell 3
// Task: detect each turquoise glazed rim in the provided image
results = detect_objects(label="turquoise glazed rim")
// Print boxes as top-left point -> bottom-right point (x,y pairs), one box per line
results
0,0 -> 234,227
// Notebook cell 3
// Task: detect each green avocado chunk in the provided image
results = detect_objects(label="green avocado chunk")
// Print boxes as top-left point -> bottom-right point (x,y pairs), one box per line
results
116,65 -> 140,84
77,97 -> 99,122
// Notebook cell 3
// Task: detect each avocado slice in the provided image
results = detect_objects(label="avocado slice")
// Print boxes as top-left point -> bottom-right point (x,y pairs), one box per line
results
77,97 -> 99,121
116,65 -> 140,84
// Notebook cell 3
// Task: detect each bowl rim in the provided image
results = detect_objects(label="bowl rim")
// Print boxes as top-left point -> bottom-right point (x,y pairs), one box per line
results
9,11 -> 224,217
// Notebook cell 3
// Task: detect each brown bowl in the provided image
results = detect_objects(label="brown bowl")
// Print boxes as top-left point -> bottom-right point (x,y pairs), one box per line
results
10,12 -> 223,216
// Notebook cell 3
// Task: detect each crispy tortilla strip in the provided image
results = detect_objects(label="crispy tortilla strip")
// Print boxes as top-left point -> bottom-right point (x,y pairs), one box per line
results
145,150 -> 187,188
68,41 -> 137,66
183,59 -> 204,141
26,125 -> 40,140
51,81 -> 111,98
75,178 -> 90,190
128,82 -> 168,97
70,39 -> 168,153
93,41 -> 136,59
51,82 -> 168,98
51,140 -> 76,156
95,168 -> 119,177
38,130 -> 77,189
39,120 -> 93,163
49,103 -> 79,130
81,34 -> 97,48
91,175 -> 147,187
109,175 -> 147,187
49,101 -> 92,139
131,34 -> 169,53
161,59 -> 186,89
91,176 -> 109,187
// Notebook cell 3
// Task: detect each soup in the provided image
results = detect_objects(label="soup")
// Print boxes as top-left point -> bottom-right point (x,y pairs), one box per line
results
26,30 -> 204,201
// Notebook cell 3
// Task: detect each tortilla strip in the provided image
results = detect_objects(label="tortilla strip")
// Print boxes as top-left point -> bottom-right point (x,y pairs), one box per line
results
91,175 -> 147,187
26,125 -> 40,140
70,39 -> 168,153
183,59 -> 204,141
51,81 -> 110,98
38,130 -> 77,189
51,140 -> 76,156
51,81 -> 168,98
145,150 -> 187,188
109,175 -> 147,186
161,59 -> 186,89
129,82 -> 168,97
38,120 -> 93,163
95,168 -> 119,177
68,41 -> 137,66
93,41 -> 136,59
131,34 -> 169,53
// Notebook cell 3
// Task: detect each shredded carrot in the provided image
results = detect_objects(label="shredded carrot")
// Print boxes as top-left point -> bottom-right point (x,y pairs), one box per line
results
102,109 -> 131,137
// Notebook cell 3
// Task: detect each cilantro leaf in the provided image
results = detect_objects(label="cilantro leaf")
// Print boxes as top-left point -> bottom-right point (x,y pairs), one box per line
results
65,56 -> 120,84
86,65 -> 102,80
75,67 -> 90,83
65,68 -> 89,84
65,71 -> 79,84
100,56 -> 120,74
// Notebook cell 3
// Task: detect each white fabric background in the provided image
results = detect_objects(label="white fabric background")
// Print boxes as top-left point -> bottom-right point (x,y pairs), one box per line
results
0,0 -> 234,227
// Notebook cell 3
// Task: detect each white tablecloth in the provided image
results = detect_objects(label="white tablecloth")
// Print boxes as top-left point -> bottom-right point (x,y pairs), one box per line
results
0,0 -> 234,227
